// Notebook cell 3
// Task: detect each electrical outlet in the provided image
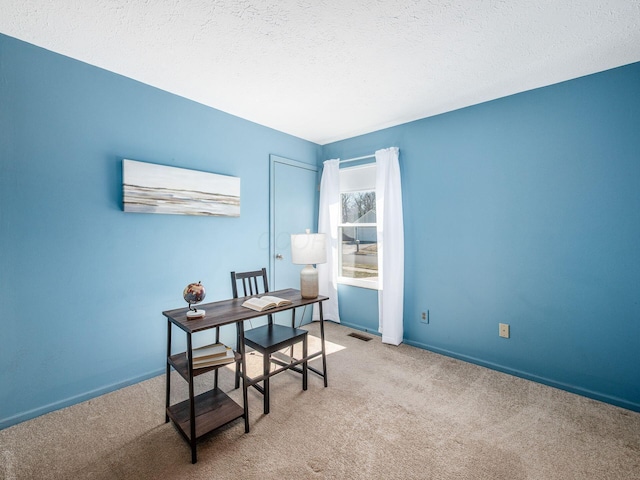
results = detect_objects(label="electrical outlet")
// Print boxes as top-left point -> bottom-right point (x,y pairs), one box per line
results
421,311 -> 429,324
499,323 -> 510,338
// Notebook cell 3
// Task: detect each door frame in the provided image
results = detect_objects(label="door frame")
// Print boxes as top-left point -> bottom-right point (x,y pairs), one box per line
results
269,154 -> 320,290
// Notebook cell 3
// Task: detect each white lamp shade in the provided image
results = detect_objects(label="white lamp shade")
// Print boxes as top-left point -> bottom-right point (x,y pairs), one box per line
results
291,232 -> 327,265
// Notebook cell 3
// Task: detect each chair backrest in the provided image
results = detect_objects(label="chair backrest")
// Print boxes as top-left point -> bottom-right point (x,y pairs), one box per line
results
230,268 -> 269,298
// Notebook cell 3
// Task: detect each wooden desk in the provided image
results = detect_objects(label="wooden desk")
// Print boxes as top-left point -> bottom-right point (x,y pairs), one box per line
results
162,288 -> 329,463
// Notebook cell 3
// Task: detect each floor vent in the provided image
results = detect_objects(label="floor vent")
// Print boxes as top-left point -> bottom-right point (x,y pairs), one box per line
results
347,332 -> 373,342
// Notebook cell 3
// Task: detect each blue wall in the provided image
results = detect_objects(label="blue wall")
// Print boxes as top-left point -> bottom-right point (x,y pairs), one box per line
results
322,62 -> 640,411
336,284 -> 379,333
2,31 -> 638,428
0,34 -> 320,428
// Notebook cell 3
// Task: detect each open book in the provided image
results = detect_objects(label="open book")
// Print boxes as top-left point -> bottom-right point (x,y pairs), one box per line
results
241,295 -> 292,312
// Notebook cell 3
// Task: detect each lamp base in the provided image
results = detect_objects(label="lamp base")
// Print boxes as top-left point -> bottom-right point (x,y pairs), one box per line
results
300,264 -> 319,299
186,309 -> 206,319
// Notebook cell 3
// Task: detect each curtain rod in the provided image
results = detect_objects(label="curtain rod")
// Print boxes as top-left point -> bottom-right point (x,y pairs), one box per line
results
339,154 -> 375,164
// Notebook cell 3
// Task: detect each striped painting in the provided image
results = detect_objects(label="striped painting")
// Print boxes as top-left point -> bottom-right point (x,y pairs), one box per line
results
123,159 -> 240,217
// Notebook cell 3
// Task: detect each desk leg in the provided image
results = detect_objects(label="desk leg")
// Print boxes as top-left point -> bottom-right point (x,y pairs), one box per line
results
234,327 -> 241,390
262,348 -> 270,415
319,302 -> 328,387
214,327 -> 220,390
237,322 -> 250,433
187,333 -> 197,464
290,308 -> 296,358
165,320 -> 172,423
302,335 -> 308,390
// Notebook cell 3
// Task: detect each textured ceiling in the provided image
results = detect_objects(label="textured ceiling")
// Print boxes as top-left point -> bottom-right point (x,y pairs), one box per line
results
2,1 -> 640,144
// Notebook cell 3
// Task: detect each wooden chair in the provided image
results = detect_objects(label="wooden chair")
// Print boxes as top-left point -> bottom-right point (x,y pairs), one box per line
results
231,268 -> 308,414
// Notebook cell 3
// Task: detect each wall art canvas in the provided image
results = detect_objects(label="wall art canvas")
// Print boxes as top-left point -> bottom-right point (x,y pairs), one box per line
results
123,159 -> 240,217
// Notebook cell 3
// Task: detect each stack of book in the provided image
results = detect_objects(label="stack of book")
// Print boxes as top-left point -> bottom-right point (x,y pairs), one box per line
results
190,343 -> 235,369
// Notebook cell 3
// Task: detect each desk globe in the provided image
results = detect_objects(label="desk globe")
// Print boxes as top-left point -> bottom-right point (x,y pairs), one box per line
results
184,281 -> 206,319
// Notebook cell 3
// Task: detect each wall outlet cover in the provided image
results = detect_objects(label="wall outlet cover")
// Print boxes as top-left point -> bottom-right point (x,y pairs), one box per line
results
499,323 -> 510,338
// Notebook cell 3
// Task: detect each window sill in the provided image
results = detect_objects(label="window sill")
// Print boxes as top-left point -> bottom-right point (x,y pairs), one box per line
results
338,276 -> 380,290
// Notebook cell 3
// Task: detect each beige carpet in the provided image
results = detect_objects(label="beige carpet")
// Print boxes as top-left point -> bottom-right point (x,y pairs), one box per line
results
1,321 -> 639,479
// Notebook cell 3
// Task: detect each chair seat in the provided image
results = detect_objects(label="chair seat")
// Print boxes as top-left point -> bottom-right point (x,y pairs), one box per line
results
244,324 -> 308,352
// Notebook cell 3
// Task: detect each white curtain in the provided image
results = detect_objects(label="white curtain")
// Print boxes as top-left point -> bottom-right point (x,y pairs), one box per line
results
375,147 -> 404,345
314,159 -> 341,322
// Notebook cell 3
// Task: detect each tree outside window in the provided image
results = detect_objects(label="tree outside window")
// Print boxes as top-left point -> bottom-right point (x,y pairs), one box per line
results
339,191 -> 378,281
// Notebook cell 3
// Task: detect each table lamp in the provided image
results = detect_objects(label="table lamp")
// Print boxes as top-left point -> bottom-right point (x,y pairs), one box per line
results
291,229 -> 327,298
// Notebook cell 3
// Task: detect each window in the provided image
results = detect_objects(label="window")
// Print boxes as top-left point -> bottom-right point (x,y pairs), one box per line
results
338,164 -> 378,289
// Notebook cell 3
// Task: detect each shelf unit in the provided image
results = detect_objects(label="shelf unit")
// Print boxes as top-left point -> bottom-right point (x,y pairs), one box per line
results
166,351 -> 244,445
164,318 -> 248,464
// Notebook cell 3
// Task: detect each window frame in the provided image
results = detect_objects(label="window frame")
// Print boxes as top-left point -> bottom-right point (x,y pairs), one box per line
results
337,163 -> 379,290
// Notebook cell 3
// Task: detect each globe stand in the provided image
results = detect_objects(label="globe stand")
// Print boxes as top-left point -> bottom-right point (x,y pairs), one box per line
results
186,305 -> 206,319
183,281 -> 206,320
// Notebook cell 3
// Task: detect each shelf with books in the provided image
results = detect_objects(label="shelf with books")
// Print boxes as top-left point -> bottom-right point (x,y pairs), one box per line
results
168,349 -> 240,381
